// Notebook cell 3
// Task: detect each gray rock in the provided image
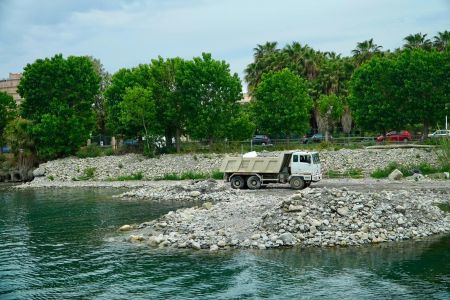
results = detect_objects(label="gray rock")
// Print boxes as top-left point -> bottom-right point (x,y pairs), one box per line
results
337,207 -> 349,216
191,241 -> 201,250
279,232 -> 295,244
210,244 -> 219,251
388,169 -> 403,181
32,167 -> 46,177
190,191 -> 201,197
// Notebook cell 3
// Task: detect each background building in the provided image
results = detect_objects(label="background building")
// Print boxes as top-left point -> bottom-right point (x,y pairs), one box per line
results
0,73 -> 23,105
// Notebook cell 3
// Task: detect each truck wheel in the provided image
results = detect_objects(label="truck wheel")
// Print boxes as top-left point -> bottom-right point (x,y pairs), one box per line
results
230,176 -> 245,189
247,176 -> 261,189
290,177 -> 305,190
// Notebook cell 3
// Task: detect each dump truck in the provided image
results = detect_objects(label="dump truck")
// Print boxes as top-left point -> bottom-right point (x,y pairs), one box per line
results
220,151 -> 322,189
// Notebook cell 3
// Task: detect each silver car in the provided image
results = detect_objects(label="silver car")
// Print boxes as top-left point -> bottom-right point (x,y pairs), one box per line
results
428,130 -> 450,138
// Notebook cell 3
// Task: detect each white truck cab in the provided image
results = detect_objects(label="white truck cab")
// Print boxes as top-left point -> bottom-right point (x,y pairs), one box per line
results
290,151 -> 322,182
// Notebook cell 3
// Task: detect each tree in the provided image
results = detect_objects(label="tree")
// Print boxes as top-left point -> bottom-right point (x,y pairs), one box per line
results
349,49 -> 449,135
149,57 -> 186,152
88,56 -> 111,135
226,107 -> 256,141
252,69 -> 313,138
349,55 -> 405,133
179,53 -> 242,143
317,94 -> 344,140
0,91 -> 17,153
119,87 -> 158,156
396,49 -> 449,136
4,117 -> 36,180
104,64 -> 152,135
433,30 -> 450,52
403,33 -> 432,50
18,54 -> 100,159
351,38 -> 383,66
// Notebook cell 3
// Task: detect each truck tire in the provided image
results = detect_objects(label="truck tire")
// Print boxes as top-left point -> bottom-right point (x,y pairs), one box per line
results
247,176 -> 261,189
290,176 -> 305,190
230,176 -> 245,189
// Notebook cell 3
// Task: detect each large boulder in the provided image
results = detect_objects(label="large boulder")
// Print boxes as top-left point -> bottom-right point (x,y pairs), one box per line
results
388,169 -> 403,181
32,167 -> 46,177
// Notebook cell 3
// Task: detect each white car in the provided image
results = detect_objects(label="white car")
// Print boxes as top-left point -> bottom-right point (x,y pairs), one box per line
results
428,130 -> 450,138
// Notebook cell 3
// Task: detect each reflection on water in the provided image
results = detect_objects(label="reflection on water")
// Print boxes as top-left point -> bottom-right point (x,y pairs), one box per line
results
0,187 -> 449,299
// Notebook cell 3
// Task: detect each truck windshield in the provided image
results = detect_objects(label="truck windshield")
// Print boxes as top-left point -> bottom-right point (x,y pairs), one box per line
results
312,153 -> 320,164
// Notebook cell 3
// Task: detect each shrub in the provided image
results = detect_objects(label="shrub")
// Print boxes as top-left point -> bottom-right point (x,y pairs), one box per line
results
180,171 -> 207,180
77,167 -> 96,180
370,162 -> 402,178
211,169 -> 224,180
76,145 -> 116,158
76,145 -> 102,158
155,173 -> 180,181
115,172 -> 144,181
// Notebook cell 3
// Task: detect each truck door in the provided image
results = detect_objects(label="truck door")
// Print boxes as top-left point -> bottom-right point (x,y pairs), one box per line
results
291,153 -> 312,175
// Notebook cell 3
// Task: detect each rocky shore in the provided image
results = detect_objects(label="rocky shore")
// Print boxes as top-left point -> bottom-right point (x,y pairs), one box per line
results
118,180 -> 450,251
30,148 -> 440,182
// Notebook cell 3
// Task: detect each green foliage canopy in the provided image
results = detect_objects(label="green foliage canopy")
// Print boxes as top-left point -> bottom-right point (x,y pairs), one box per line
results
349,49 -> 449,133
18,54 -> 100,159
0,91 -> 17,148
252,69 -> 313,137
178,53 -> 242,142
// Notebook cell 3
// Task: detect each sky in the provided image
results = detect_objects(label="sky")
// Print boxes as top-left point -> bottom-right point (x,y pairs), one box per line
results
0,0 -> 449,85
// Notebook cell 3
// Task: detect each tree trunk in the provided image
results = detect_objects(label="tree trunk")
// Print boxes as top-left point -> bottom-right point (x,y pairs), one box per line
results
422,121 -> 429,141
341,107 -> 353,134
164,129 -> 173,149
176,128 -> 181,153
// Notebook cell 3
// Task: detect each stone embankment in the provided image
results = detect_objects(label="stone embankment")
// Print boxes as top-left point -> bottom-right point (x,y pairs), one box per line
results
119,180 -> 450,250
31,148 -> 440,182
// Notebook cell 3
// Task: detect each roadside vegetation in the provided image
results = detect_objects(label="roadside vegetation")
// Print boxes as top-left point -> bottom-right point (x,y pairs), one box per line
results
155,170 -> 224,181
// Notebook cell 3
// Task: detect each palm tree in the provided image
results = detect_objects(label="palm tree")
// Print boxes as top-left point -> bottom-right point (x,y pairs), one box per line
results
351,38 -> 382,66
253,42 -> 279,60
433,30 -> 450,51
245,42 -> 282,93
403,33 -> 432,49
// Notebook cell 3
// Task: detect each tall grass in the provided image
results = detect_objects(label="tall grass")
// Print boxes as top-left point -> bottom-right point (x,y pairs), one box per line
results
154,170 -> 224,181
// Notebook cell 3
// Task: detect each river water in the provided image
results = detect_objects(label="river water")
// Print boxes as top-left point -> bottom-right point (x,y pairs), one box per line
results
0,186 -> 449,299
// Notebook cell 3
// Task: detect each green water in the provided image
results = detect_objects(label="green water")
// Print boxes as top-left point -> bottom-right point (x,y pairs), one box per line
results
0,186 -> 449,299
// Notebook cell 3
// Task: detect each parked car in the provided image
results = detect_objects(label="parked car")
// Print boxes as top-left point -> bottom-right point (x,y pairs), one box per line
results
302,133 -> 332,144
252,135 -> 272,145
123,138 -> 140,146
428,130 -> 450,138
376,130 -> 412,142
1,145 -> 10,153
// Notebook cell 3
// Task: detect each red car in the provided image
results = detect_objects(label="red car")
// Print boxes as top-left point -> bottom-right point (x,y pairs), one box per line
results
377,130 -> 412,142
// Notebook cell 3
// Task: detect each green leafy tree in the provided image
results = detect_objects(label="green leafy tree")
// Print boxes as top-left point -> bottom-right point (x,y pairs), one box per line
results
179,53 -> 242,143
396,49 -> 449,136
149,57 -> 186,152
5,117 -> 35,155
104,64 -> 152,135
252,69 -> 313,138
119,86 -> 158,156
18,54 -> 100,159
349,49 -> 449,135
349,55 -> 405,133
88,56 -> 111,135
226,107 -> 256,141
0,91 -> 17,153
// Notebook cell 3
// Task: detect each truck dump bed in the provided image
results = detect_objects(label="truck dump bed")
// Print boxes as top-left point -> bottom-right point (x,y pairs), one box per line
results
220,155 -> 285,174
